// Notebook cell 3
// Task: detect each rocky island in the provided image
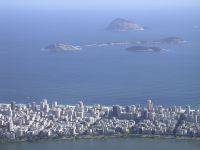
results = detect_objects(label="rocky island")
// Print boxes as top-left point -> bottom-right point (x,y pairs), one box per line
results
106,18 -> 144,32
85,37 -> 186,48
126,46 -> 164,52
42,43 -> 81,52
153,37 -> 187,44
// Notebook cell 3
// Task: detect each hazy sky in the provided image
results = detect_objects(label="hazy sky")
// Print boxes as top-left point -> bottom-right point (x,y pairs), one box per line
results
0,0 -> 199,11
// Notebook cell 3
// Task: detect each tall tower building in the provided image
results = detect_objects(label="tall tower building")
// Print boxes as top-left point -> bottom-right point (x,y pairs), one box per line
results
44,104 -> 49,114
9,120 -> 14,132
43,99 -> 48,105
11,101 -> 16,111
79,101 -> 84,114
53,101 -> 58,108
55,108 -> 61,119
125,106 -> 131,113
147,99 -> 153,112
40,99 -> 48,111
112,105 -> 121,117
186,105 -> 191,114
141,108 -> 148,119
79,101 -> 84,110
8,107 -> 13,118
32,102 -> 36,111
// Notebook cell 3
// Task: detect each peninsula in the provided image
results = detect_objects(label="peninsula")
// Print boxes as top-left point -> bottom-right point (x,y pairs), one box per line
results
0,100 -> 199,143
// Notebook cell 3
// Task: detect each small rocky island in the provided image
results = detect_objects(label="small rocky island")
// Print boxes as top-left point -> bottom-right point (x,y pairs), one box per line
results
42,43 -> 81,52
153,37 -> 187,44
126,46 -> 164,52
106,18 -> 144,32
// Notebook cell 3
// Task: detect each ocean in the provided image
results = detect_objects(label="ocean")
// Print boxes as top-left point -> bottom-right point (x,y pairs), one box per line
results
0,9 -> 199,107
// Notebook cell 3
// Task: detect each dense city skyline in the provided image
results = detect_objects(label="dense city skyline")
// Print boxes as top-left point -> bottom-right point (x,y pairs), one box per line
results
0,99 -> 199,142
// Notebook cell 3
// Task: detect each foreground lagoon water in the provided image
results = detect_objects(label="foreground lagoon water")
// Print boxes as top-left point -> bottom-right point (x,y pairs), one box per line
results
0,137 -> 200,150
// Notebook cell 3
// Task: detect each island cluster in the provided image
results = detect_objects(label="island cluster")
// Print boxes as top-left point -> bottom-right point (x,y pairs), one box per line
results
0,99 -> 200,142
42,18 -> 186,53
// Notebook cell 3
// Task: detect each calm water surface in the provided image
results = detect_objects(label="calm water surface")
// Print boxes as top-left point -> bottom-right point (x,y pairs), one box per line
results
0,137 -> 200,150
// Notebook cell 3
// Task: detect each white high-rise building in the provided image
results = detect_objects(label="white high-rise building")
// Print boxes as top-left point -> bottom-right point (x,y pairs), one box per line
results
44,104 -> 49,114
43,99 -> 48,105
194,115 -> 198,123
186,105 -> 191,114
55,108 -> 61,119
147,99 -> 153,112
8,107 -> 13,118
40,99 -> 48,111
79,101 -> 84,111
53,101 -> 58,108
79,101 -> 84,118
9,120 -> 14,132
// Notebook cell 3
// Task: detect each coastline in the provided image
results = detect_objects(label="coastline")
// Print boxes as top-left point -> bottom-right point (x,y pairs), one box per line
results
1,134 -> 200,144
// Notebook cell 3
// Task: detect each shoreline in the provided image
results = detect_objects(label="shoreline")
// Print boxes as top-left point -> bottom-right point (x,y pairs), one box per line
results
1,134 -> 200,144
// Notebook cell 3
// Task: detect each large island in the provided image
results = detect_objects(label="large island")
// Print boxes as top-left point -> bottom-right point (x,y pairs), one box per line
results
106,18 -> 144,32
